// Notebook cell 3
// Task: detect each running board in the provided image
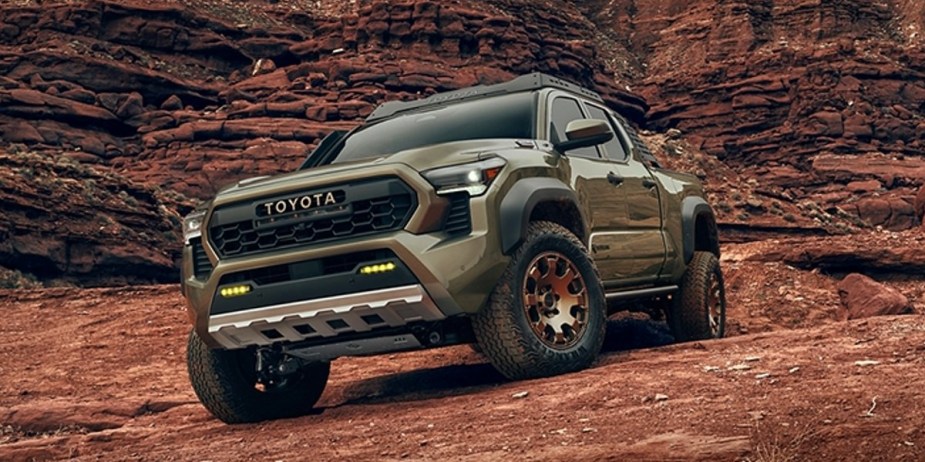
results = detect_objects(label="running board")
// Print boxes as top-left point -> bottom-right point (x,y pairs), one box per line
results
605,285 -> 678,301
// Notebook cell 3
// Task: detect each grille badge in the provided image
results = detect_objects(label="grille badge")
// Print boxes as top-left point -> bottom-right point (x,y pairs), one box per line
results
258,191 -> 343,217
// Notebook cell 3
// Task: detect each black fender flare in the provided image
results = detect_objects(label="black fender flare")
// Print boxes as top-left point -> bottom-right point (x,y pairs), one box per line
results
499,178 -> 585,254
681,196 -> 719,263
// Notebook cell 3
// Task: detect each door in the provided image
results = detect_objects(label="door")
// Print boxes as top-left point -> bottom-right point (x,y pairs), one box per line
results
583,104 -> 666,285
547,96 -> 630,282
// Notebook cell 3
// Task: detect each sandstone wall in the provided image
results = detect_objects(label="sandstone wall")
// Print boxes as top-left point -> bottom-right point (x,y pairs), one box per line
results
592,0 -> 925,230
0,0 -> 645,198
1,0 -> 923,284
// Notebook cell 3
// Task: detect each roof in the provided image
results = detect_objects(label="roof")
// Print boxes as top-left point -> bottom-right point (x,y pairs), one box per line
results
366,72 -> 604,122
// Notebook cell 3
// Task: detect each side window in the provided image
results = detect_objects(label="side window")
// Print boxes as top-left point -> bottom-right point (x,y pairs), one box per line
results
549,97 -> 599,158
586,105 -> 629,162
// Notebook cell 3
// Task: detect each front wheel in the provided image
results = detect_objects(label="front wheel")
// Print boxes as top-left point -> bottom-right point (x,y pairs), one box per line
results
669,251 -> 726,342
472,221 -> 606,380
187,330 -> 330,423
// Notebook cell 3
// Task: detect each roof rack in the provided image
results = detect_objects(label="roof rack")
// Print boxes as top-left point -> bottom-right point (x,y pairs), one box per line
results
366,72 -> 604,122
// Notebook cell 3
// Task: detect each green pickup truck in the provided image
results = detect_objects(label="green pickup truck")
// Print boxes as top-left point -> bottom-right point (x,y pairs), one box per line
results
180,73 -> 725,423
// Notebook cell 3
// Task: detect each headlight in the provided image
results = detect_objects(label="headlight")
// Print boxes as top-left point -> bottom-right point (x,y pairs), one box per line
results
422,157 -> 506,196
183,209 -> 206,243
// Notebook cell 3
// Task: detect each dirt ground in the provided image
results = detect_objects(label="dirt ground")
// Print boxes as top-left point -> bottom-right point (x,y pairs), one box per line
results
1,257 -> 924,461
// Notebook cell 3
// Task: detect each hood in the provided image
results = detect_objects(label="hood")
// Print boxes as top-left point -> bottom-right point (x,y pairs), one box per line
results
217,138 -> 528,197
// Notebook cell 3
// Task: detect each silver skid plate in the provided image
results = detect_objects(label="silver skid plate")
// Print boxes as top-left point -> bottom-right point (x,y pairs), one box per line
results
208,285 -> 443,349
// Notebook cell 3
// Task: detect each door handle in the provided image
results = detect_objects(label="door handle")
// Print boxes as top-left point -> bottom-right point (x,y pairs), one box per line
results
607,172 -> 624,186
642,177 -> 658,189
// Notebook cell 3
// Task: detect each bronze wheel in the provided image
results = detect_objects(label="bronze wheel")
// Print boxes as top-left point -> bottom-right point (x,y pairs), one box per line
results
522,252 -> 589,349
707,272 -> 724,337
471,221 -> 606,380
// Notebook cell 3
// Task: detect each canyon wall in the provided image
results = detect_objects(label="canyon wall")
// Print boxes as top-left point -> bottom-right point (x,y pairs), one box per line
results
0,0 -> 922,283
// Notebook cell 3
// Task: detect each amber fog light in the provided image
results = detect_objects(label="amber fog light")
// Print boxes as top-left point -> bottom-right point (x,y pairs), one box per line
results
358,262 -> 397,275
220,285 -> 252,298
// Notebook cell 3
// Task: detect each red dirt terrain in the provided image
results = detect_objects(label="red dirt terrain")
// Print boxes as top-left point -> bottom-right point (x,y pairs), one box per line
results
1,0 -> 925,460
1,260 -> 924,461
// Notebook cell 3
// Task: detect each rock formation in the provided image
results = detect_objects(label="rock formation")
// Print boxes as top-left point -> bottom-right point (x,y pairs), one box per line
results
0,0 -> 645,199
0,148 -> 191,286
587,0 -> 924,231
0,0 -> 922,284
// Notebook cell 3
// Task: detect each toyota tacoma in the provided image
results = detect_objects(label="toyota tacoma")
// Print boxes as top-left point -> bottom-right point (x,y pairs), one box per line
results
180,73 -> 726,423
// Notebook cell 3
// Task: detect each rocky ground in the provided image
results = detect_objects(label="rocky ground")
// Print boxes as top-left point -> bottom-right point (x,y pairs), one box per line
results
0,248 -> 924,461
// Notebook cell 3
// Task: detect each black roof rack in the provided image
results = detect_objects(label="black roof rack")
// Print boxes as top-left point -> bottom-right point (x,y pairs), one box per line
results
366,72 -> 604,122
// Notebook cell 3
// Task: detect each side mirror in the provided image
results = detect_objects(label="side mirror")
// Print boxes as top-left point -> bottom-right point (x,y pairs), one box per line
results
555,119 -> 613,153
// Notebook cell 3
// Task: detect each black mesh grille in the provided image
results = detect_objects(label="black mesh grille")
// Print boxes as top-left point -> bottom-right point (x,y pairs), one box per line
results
208,178 -> 416,259
443,192 -> 471,236
191,238 -> 212,279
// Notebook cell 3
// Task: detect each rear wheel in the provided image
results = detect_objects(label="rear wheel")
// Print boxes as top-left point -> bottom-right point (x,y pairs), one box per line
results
472,221 -> 606,380
187,330 -> 329,423
669,251 -> 726,342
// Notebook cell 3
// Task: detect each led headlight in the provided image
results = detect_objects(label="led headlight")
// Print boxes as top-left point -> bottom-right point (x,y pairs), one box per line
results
182,209 -> 206,244
422,157 -> 506,196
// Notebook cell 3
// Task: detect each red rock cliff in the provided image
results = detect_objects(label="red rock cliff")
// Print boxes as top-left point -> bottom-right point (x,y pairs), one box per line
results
0,0 -> 646,198
586,0 -> 924,230
0,0 -> 922,284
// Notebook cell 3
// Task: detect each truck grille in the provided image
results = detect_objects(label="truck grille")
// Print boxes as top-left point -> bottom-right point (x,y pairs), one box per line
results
207,178 -> 416,259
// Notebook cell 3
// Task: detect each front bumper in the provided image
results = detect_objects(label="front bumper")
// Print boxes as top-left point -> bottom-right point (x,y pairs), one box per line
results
182,166 -> 509,350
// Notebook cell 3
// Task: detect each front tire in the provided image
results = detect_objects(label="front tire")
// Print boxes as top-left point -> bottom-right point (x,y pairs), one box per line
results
472,221 -> 606,380
669,251 -> 726,342
187,330 -> 330,423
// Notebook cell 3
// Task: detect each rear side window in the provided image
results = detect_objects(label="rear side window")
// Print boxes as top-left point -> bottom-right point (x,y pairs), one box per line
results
549,97 -> 599,158
586,105 -> 629,162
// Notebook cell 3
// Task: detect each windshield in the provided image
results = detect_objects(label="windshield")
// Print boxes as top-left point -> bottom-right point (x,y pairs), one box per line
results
332,92 -> 536,163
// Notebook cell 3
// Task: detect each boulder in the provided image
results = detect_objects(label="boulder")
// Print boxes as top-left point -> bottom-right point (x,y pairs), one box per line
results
160,94 -> 183,110
836,273 -> 912,320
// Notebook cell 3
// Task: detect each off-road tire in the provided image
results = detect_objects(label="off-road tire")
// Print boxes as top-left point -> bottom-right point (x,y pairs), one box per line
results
472,221 -> 606,380
187,330 -> 330,423
669,251 -> 726,342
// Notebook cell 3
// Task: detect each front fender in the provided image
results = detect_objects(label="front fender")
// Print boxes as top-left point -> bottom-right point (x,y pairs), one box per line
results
499,178 -> 584,254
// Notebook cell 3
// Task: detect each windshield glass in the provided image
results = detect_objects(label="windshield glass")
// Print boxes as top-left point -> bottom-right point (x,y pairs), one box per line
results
332,92 -> 536,163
